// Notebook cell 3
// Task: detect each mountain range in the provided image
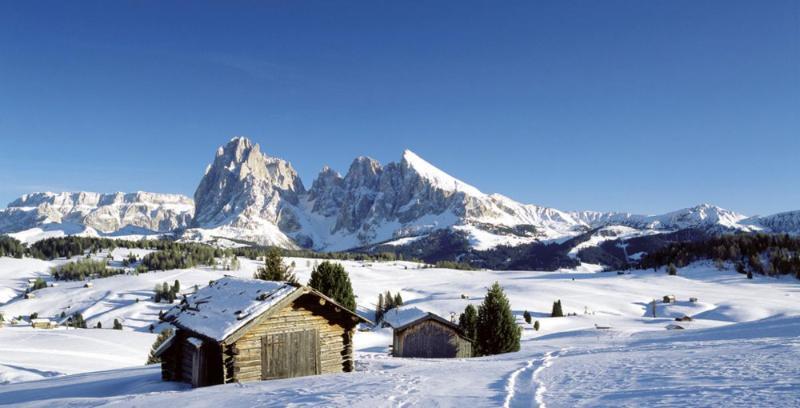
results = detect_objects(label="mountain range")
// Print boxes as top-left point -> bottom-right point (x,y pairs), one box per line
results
2,136 -> 798,269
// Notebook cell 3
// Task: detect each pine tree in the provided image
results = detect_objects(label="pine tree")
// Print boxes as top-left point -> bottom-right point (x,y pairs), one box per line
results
376,293 -> 384,322
458,304 -> 477,340
394,292 -> 403,307
551,300 -> 564,317
96,322 -> 102,328
533,320 -> 540,331
384,290 -> 395,310
308,261 -> 356,311
70,313 -> 87,329
146,328 -> 174,365
475,282 -> 520,356
172,280 -> 180,294
667,263 -> 678,276
113,319 -> 123,330
254,248 -> 297,283
523,310 -> 532,324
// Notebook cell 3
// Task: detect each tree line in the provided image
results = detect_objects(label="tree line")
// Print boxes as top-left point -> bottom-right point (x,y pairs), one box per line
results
51,259 -> 122,281
641,233 -> 800,278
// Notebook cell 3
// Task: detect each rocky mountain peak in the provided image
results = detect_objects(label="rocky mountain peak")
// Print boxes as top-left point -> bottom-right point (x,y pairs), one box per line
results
191,137 -> 304,235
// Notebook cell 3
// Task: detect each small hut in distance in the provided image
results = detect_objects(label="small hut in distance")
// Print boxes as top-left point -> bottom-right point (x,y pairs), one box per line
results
156,277 -> 370,387
392,313 -> 473,358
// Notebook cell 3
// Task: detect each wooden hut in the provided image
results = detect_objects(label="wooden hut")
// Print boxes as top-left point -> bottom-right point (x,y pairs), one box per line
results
392,313 -> 473,358
156,277 -> 369,388
31,318 -> 57,329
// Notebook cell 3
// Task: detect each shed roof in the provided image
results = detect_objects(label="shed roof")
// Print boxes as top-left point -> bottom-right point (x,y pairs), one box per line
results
394,312 -> 466,335
163,276 -> 369,342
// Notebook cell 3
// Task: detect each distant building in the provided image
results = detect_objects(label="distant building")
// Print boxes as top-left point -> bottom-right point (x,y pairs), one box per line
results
156,277 -> 369,388
662,295 -> 676,303
392,313 -> 473,358
31,319 -> 57,329
24,293 -> 36,299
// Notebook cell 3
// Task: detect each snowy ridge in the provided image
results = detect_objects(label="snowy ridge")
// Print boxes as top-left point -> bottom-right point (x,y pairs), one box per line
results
0,191 -> 193,242
401,149 -> 485,197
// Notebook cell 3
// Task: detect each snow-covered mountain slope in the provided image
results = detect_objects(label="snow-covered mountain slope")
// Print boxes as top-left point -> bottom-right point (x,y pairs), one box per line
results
0,192 -> 193,243
185,137 -> 781,252
1,137 -> 796,254
745,210 -> 800,234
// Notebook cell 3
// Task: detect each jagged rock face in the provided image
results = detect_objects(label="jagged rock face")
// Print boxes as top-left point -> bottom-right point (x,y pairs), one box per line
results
190,137 -> 305,246
0,191 -> 193,234
322,152 -> 471,243
308,166 -> 344,217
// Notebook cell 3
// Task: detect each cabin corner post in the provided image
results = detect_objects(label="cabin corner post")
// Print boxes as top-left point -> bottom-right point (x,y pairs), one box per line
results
343,328 -> 354,372
222,342 -> 238,383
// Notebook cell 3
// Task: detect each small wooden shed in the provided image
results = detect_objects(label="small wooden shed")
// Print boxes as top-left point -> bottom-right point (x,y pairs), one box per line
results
31,318 -> 57,329
156,277 -> 369,388
392,313 -> 473,358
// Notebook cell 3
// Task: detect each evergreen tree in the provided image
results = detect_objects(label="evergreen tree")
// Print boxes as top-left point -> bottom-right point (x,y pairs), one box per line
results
254,248 -> 297,283
735,262 -> 746,275
458,304 -> 477,340
308,261 -> 356,311
172,280 -> 180,294
523,310 -> 532,324
667,263 -> 677,276
113,319 -> 123,330
376,293 -> 384,322
394,292 -> 403,307
551,300 -> 564,317
31,278 -> 47,291
384,290 -> 395,310
533,320 -> 540,331
69,313 -> 87,329
96,322 -> 102,328
475,282 -> 520,356
146,328 -> 174,365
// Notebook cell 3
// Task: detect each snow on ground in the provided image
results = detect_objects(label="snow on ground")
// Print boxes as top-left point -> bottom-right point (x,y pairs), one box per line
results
0,327 -> 155,385
566,225 -> 659,259
453,224 -> 539,250
0,257 -> 55,304
0,258 -> 265,332
1,254 -> 800,406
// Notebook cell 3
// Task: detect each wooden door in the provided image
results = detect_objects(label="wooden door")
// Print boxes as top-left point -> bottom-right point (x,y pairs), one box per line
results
261,329 -> 319,380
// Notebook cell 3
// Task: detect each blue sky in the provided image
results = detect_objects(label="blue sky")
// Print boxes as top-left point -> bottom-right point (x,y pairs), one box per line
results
0,1 -> 797,215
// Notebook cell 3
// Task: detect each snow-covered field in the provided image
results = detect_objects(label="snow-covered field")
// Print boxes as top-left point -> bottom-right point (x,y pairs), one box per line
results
1,254 -> 799,407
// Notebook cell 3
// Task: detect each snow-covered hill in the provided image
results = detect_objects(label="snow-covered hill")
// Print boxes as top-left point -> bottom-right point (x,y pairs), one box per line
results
0,192 -> 193,244
1,256 -> 799,406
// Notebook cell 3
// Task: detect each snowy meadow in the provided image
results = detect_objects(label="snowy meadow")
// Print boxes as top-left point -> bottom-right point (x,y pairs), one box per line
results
1,253 -> 799,407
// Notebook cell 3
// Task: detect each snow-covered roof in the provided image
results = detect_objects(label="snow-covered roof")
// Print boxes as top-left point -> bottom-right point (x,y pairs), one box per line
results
163,277 -> 299,342
393,311 -> 465,335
